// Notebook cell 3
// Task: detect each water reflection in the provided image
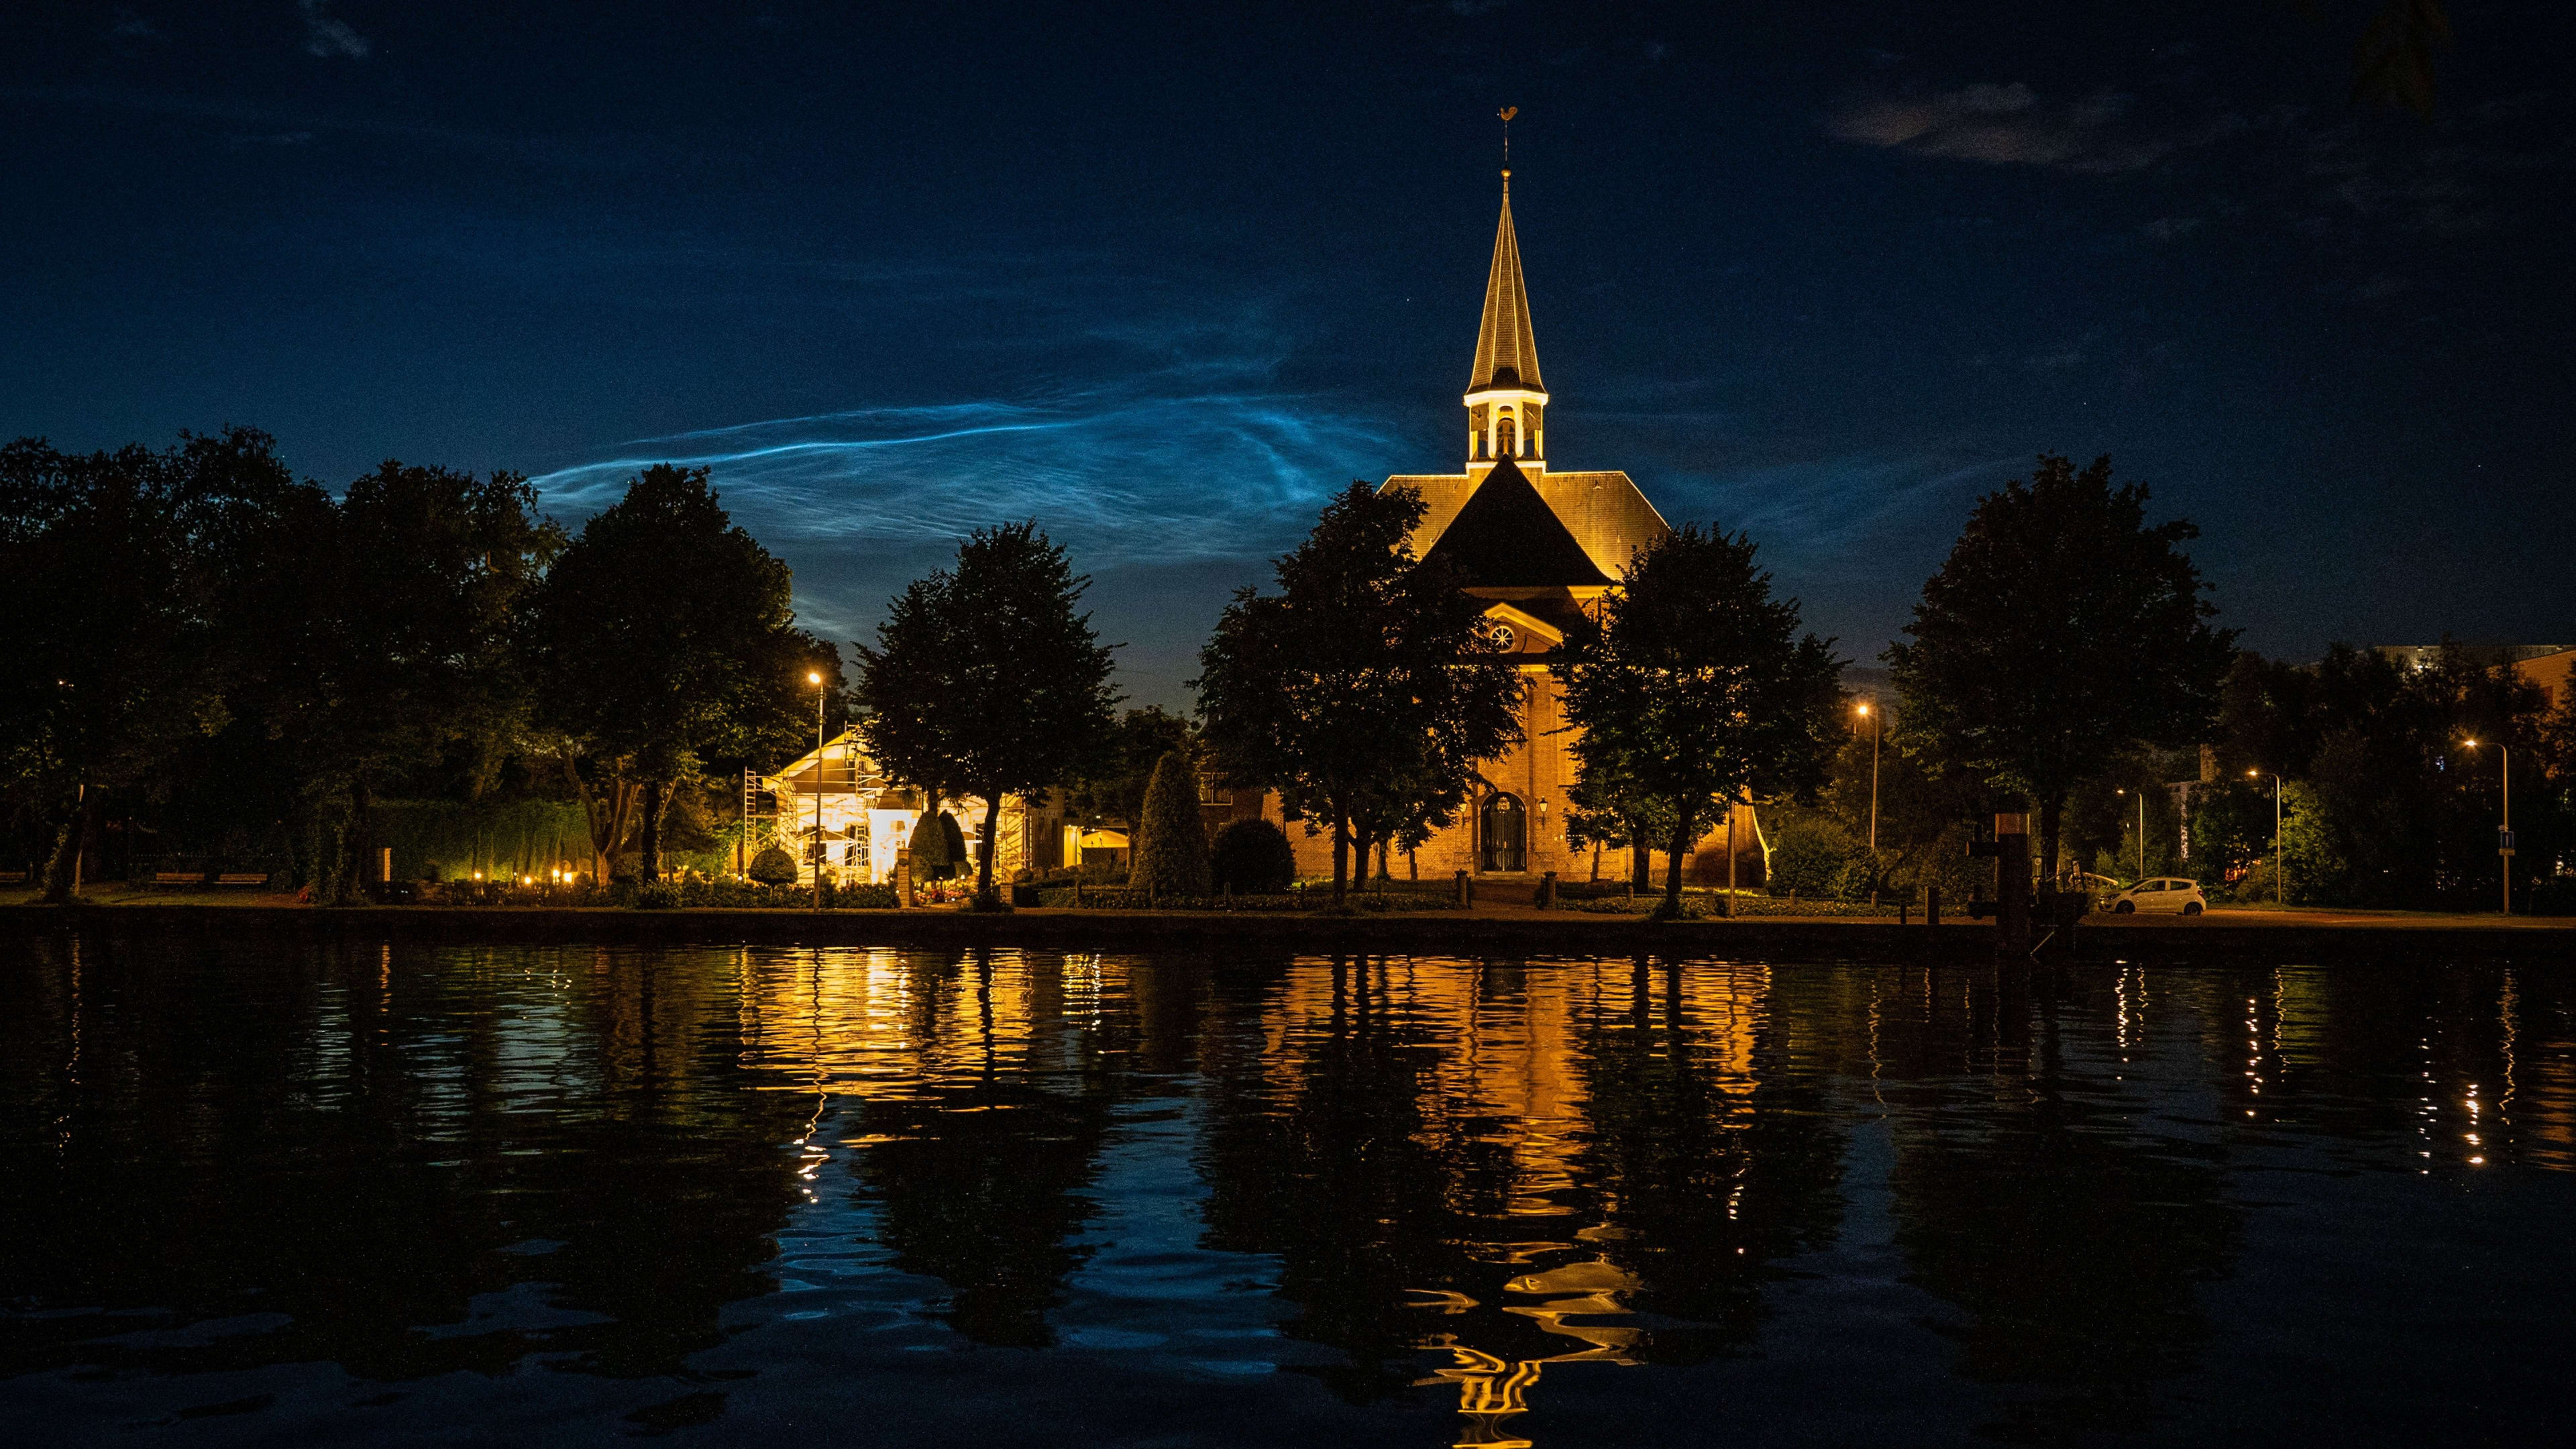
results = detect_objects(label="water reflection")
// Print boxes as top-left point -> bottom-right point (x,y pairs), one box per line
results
3,938 -> 2574,1445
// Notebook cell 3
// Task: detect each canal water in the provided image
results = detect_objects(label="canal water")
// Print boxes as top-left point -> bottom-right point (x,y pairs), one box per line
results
2,938 -> 2569,1446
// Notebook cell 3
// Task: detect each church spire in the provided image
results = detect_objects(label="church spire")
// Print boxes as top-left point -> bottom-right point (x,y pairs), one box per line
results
1468,173 -> 1544,394
1463,141 -> 1548,474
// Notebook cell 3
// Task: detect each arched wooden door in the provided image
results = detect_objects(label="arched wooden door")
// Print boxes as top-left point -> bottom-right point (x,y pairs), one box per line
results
1480,792 -> 1525,873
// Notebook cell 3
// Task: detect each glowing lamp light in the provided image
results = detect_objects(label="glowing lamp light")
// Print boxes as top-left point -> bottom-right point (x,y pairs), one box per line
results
1855,702 -> 1870,716
807,671 -> 822,684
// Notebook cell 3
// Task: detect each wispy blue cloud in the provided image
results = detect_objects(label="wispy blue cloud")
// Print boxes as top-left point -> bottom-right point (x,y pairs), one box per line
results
524,369 -> 1402,651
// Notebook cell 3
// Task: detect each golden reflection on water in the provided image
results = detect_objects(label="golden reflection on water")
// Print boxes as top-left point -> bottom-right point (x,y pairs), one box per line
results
9,941 -> 2576,1446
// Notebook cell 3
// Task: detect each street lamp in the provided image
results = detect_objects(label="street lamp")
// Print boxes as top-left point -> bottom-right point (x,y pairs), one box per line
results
2247,769 -> 2282,906
2461,737 -> 2511,914
809,670 -> 826,910
2116,787 -> 2144,883
1855,699 -> 1880,853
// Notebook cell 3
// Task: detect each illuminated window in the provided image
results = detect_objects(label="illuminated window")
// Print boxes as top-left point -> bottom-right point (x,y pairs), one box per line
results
1497,410 -> 1517,457
1197,772 -> 1230,806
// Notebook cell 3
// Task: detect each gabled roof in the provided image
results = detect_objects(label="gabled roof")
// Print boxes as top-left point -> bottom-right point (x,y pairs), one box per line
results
1418,455 -> 1609,588
1388,468 -> 1669,582
1468,177 -> 1544,394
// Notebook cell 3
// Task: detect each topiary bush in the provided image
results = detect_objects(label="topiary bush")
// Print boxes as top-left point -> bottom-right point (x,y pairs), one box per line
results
1130,750 -> 1212,901
1210,818 -> 1295,894
747,844 -> 799,886
634,879 -> 682,910
1766,814 -> 1864,898
909,807 -> 957,881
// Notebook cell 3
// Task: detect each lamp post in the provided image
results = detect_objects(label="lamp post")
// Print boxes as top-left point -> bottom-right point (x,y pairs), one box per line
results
2463,738 -> 2510,914
1856,699 -> 1880,852
2247,769 -> 2282,906
2117,787 -> 2144,883
809,671 -> 826,911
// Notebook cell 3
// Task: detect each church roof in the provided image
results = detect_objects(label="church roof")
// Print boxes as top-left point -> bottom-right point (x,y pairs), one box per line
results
1389,468 -> 1670,583
1417,455 -> 1609,588
1468,177 -> 1544,394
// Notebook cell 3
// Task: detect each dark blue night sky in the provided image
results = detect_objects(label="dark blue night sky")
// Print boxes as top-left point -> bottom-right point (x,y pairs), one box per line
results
7,1 -> 2571,705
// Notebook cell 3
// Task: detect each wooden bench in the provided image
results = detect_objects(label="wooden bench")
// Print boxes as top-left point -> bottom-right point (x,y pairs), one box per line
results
0,871 -> 27,885
215,873 -> 270,887
153,871 -> 205,885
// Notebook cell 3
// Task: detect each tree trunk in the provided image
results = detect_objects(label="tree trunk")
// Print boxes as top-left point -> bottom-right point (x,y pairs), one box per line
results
2039,795 -> 2063,890
335,780 -> 374,906
1628,818 -> 1650,893
1660,815 -> 1693,918
1330,816 -> 1350,903
39,790 -> 85,904
639,779 -> 665,881
563,752 -> 637,883
975,792 -> 1002,903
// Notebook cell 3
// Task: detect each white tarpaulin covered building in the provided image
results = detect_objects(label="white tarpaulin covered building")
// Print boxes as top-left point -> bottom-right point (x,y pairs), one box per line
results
759,730 -> 1071,887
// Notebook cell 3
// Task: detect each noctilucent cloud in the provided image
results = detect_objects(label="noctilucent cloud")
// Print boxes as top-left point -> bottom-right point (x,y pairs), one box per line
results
6,1 -> 2572,704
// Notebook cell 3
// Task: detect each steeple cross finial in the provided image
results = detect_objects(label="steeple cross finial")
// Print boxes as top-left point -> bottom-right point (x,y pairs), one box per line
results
1498,105 -> 1517,181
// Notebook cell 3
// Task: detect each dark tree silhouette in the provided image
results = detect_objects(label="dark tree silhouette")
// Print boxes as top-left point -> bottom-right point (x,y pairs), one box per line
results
1886,455 -> 2234,883
0,430 -> 325,899
1195,482 -> 1522,902
282,462 -> 561,900
856,521 -> 1117,906
527,466 -> 835,881
1558,525 -> 1845,918
1062,706 -> 1191,840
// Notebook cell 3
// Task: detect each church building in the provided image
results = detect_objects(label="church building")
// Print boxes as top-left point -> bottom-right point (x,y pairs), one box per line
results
1270,170 -> 1762,888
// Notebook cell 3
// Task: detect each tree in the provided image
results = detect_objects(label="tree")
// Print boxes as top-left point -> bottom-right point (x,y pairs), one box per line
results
857,522 -> 1117,906
0,430 -> 325,900
280,462 -> 561,901
1195,482 -> 1522,902
1558,525 -> 1845,919
1210,818 -> 1295,894
1562,758 -> 1676,892
527,465 -> 835,882
1887,455 -> 2235,885
1130,749 -> 1212,900
1063,706 -> 1192,838
747,843 -> 798,886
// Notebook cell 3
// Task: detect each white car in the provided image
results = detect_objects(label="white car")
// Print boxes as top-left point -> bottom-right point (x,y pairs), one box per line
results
2104,877 -> 2206,916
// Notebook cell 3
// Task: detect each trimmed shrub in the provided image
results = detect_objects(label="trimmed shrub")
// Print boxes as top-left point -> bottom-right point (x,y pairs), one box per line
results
747,844 -> 799,885
1210,818 -> 1295,894
635,879 -> 682,910
1130,751 -> 1212,900
910,807 -> 956,881
1766,814 -> 1863,898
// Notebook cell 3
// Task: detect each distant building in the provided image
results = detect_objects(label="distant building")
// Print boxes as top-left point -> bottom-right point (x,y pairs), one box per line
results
2373,643 -> 2576,710
1258,170 -> 1760,886
761,730 -> 1067,886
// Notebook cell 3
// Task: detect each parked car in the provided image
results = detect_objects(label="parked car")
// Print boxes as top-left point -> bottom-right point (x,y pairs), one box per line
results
2104,877 -> 2206,915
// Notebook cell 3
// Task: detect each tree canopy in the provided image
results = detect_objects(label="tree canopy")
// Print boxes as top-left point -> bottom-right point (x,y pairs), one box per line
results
0,430 -> 326,899
1558,525 -> 1844,918
1194,482 -> 1522,900
1886,454 -> 2235,881
527,464 -> 836,879
1063,706 -> 1193,837
857,521 -> 1117,906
